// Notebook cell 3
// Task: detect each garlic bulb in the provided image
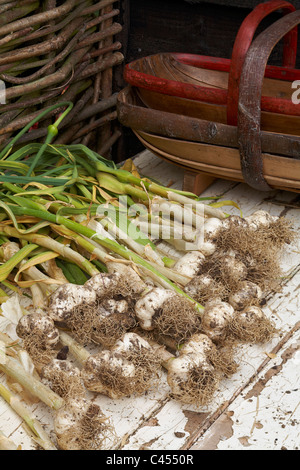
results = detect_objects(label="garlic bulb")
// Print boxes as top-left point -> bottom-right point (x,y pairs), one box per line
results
41,358 -> 85,399
184,274 -> 215,298
112,332 -> 153,355
179,333 -> 215,357
81,350 -> 136,398
48,284 -> 97,322
221,215 -> 249,231
166,333 -> 218,406
230,305 -> 276,344
228,281 -> 262,311
84,272 -> 120,298
201,301 -> 235,342
220,254 -> 248,283
245,210 -> 278,231
16,313 -> 60,349
204,217 -> 223,240
134,287 -> 174,330
54,398 -> 116,450
173,251 -> 205,278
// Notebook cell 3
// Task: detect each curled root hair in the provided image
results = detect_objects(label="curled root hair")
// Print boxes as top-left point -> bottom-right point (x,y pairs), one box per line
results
21,334 -> 56,369
122,347 -> 161,394
228,314 -> 277,344
153,295 -> 202,345
169,366 -> 220,407
79,404 -> 117,450
207,341 -> 239,378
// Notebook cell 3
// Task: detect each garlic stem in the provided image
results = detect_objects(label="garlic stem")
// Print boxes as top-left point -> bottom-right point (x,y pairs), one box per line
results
0,353 -> 65,410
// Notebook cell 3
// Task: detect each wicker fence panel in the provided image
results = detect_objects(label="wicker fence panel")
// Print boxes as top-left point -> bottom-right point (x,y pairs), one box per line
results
0,0 -> 124,155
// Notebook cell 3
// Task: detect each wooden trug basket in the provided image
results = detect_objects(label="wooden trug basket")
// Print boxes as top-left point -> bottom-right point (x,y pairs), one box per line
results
119,1 -> 300,194
0,0 -> 124,155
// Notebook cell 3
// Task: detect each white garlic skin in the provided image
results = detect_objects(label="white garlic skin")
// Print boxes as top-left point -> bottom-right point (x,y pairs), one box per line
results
184,274 -> 214,298
16,313 -> 60,347
112,332 -> 152,354
201,301 -> 235,342
54,398 -> 109,450
101,298 -> 129,315
48,284 -> 97,322
84,272 -> 120,296
135,287 -> 174,330
173,251 -> 205,278
245,210 -> 278,231
221,255 -> 248,282
204,217 -> 223,239
179,333 -> 214,357
197,241 -> 216,256
228,281 -> 262,311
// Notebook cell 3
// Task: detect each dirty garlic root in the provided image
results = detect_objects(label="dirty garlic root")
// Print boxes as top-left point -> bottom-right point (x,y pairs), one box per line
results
229,305 -> 277,344
48,270 -> 139,346
41,358 -> 86,400
0,353 -> 117,450
59,331 -> 161,399
134,287 -> 202,344
173,251 -> 206,278
228,280 -> 262,311
210,212 -> 295,291
54,397 -> 117,450
16,313 -> 60,368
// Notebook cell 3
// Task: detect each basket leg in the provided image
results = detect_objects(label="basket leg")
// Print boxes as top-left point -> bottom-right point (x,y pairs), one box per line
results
183,170 -> 216,195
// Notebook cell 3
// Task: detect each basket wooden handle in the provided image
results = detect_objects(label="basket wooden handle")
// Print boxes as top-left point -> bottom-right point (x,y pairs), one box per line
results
238,9 -> 300,192
227,0 -> 297,126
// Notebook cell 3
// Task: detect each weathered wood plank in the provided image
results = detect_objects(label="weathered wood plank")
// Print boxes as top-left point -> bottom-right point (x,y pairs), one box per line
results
0,151 -> 299,450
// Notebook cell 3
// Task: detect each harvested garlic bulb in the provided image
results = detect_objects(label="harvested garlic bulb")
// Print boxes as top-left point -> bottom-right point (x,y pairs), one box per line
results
228,281 -> 262,311
81,333 -> 160,398
221,215 -> 249,231
245,210 -> 278,230
229,305 -> 276,344
134,287 -> 175,330
201,301 -> 235,342
166,333 -> 218,406
54,398 -> 116,450
204,217 -> 223,240
220,254 -> 248,284
81,350 -> 136,398
16,313 -> 60,349
84,272 -> 120,298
